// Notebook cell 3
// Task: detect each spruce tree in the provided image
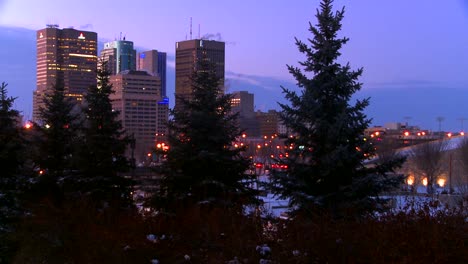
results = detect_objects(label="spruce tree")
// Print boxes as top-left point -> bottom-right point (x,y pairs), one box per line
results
36,80 -> 81,185
270,0 -> 404,216
0,82 -> 25,262
0,82 -> 24,192
156,55 -> 258,210
77,60 -> 133,205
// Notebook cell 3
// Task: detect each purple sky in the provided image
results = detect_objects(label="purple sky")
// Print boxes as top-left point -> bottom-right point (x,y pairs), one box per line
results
1,0 -> 468,131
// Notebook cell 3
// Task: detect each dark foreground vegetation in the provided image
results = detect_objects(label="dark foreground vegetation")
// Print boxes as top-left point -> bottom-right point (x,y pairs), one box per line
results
5,200 -> 467,264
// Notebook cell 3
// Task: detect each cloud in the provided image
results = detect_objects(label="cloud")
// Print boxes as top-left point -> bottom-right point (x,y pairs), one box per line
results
364,80 -> 444,90
200,32 -> 236,45
226,73 -> 261,86
79,23 -> 93,30
201,32 -> 222,41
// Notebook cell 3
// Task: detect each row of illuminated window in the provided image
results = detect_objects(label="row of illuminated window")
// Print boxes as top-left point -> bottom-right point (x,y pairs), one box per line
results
126,101 -> 157,106
118,92 -> 159,96
46,67 -> 93,72
59,37 -> 96,42
122,85 -> 160,90
124,124 -> 158,128
124,119 -> 158,123
122,83 -> 159,87
125,102 -> 157,110
124,129 -> 158,134
122,89 -> 159,93
124,120 -> 158,125
124,111 -> 158,116
58,45 -> 96,49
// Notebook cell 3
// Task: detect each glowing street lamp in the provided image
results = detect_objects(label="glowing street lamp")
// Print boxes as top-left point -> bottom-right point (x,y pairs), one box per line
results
437,178 -> 446,187
422,178 -> 428,186
407,176 -> 414,186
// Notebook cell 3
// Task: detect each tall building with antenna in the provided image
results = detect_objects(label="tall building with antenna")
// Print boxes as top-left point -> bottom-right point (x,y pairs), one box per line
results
99,36 -> 136,75
33,25 -> 98,122
175,38 -> 225,110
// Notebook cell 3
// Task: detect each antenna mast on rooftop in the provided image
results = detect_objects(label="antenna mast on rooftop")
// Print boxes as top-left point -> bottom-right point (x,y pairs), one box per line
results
190,17 -> 192,40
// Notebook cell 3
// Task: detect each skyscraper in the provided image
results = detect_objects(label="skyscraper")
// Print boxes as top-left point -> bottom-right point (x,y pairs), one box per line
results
230,91 -> 259,137
175,39 -> 225,109
33,25 -> 97,122
100,39 -> 136,75
231,91 -> 255,119
109,70 -> 167,163
137,50 -> 167,97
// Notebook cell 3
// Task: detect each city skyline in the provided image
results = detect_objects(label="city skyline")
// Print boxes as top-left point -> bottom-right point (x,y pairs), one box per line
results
1,0 -> 468,131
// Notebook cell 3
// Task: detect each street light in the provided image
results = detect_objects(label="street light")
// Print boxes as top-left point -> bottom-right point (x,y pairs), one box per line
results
24,122 -> 33,129
422,178 -> 428,186
437,178 -> 446,188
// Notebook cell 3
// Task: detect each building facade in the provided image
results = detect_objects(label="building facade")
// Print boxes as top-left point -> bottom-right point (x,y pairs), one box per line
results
137,50 -> 167,98
109,70 -> 167,163
256,110 -> 280,138
33,25 -> 97,122
100,39 -> 136,75
230,91 -> 259,137
175,39 -> 225,110
231,91 -> 255,118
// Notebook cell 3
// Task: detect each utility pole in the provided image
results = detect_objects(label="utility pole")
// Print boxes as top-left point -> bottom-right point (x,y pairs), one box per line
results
436,116 -> 445,138
449,153 -> 453,194
458,117 -> 466,133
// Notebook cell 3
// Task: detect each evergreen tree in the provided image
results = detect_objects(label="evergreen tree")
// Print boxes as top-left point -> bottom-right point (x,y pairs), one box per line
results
35,80 -> 81,188
270,0 -> 405,216
0,82 -> 24,193
155,55 -> 258,210
77,60 -> 133,205
0,82 -> 25,262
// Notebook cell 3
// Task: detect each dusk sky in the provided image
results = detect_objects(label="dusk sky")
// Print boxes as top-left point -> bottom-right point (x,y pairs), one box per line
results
1,0 -> 468,132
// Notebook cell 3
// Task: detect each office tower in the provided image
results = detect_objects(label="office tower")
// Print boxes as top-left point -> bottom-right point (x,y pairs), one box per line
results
33,25 -> 97,122
231,91 -> 255,119
157,52 -> 167,97
109,70 -> 167,163
256,110 -> 279,138
137,50 -> 167,97
100,38 -> 136,75
230,91 -> 259,137
175,39 -> 225,109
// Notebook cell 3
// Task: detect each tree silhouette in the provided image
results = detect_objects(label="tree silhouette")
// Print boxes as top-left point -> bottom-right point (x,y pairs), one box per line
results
270,0 -> 405,217
155,54 -> 258,210
0,82 -> 27,262
75,60 -> 133,206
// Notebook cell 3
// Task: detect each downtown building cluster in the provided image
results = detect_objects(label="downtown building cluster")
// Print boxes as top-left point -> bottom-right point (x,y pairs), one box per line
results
32,25 -> 285,163
33,25 -> 169,163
